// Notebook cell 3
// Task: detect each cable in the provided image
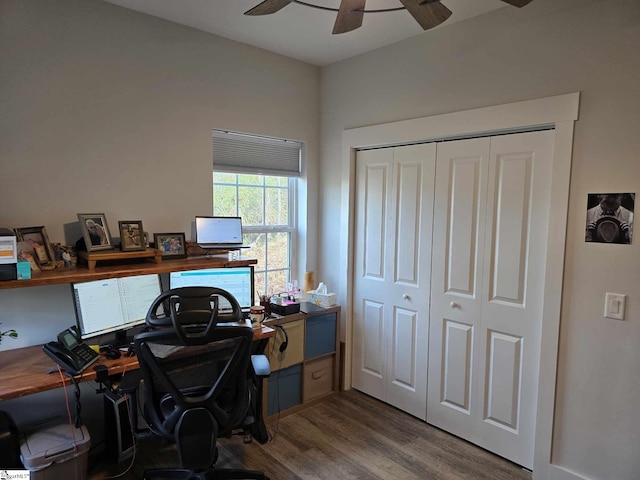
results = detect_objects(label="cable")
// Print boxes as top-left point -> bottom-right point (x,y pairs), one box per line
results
266,325 -> 289,443
57,366 -> 81,480
275,324 -> 288,353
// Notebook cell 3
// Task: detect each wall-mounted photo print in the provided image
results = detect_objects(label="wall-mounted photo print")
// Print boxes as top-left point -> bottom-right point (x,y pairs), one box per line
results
585,193 -> 634,244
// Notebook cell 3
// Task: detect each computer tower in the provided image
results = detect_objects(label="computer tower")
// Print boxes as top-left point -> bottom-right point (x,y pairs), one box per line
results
103,391 -> 134,463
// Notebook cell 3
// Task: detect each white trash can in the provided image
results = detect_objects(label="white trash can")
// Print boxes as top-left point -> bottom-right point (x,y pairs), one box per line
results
19,417 -> 91,480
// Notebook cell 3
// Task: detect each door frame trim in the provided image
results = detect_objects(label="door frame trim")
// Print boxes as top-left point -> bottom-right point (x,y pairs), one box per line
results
339,93 -> 579,479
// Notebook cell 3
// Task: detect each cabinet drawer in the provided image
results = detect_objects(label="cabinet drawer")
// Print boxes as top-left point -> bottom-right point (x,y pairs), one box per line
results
267,319 -> 304,371
303,356 -> 334,402
305,313 -> 336,359
267,364 -> 301,416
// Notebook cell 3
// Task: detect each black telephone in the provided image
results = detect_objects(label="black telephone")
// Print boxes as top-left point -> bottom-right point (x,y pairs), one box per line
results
43,326 -> 100,375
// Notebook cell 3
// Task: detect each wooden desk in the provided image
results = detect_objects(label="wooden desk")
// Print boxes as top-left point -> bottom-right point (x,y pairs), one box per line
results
0,324 -> 274,401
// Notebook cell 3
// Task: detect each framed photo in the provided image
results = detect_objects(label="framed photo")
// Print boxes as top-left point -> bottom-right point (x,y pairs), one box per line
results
585,193 -> 635,244
118,220 -> 145,251
14,226 -> 56,268
78,213 -> 113,251
154,232 -> 187,259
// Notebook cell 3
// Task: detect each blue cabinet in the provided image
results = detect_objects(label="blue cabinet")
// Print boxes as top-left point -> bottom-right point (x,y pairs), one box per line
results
305,313 -> 337,360
265,307 -> 340,416
267,364 -> 302,416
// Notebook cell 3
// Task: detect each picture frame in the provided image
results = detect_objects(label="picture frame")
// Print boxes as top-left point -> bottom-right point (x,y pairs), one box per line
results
77,213 -> 113,251
14,226 -> 56,268
118,220 -> 145,251
154,232 -> 187,259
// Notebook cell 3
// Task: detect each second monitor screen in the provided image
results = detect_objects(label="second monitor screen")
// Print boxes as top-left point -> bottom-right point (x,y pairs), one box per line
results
169,267 -> 254,309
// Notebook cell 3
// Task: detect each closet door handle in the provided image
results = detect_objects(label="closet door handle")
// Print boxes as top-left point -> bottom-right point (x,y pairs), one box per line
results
450,302 -> 460,308
403,294 -> 410,300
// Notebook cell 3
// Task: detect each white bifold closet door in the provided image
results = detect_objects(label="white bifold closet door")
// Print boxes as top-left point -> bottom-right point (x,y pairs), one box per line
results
351,143 -> 436,420
427,131 -> 554,469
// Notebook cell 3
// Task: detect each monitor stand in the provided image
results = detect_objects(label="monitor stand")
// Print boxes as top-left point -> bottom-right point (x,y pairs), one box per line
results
113,329 -> 133,349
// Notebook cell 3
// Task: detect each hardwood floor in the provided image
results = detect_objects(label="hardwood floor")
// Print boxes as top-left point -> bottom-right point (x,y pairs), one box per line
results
88,389 -> 531,480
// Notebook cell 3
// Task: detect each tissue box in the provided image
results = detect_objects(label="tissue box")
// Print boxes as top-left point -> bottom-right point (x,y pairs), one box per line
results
306,290 -> 337,308
17,259 -> 31,280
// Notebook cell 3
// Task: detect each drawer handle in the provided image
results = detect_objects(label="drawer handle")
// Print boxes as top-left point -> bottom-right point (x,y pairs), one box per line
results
311,370 -> 327,380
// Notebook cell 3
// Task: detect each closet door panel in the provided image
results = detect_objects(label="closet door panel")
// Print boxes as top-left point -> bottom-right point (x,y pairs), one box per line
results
477,131 -> 554,469
352,149 -> 393,400
484,330 -> 522,430
427,137 -> 491,441
394,161 -> 421,285
389,307 -> 419,389
385,144 -> 435,420
488,151 -> 532,304
441,319 -> 474,412
447,159 -> 482,295
353,144 -> 436,420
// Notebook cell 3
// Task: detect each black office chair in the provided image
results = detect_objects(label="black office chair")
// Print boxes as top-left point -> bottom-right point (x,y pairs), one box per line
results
120,286 -> 270,480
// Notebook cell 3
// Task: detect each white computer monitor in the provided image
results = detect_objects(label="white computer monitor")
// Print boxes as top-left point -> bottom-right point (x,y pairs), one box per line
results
195,216 -> 248,248
72,273 -> 162,345
169,266 -> 254,310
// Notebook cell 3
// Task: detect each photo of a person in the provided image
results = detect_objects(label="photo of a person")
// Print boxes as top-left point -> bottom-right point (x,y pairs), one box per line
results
118,221 -> 145,251
85,218 -> 109,246
585,193 -> 634,244
15,227 -> 55,267
78,213 -> 113,251
154,233 -> 187,259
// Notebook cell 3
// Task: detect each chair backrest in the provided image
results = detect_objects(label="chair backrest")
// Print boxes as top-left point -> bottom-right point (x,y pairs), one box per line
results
134,287 -> 252,469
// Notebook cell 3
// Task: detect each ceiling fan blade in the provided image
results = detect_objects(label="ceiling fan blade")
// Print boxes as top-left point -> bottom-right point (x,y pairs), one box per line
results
398,0 -> 452,31
244,0 -> 293,16
500,0 -> 534,6
332,0 -> 366,34
333,0 -> 367,34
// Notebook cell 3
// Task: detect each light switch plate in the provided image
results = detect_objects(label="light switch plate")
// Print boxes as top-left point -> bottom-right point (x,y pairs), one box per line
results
604,292 -> 626,320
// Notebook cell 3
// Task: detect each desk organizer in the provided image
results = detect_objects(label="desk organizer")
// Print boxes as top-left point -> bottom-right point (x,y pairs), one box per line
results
270,301 -> 300,316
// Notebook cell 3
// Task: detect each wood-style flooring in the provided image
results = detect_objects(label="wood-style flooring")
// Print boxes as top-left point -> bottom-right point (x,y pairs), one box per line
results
88,389 -> 532,480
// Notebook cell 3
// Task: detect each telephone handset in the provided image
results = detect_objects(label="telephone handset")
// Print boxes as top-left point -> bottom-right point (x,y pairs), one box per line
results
42,326 -> 100,375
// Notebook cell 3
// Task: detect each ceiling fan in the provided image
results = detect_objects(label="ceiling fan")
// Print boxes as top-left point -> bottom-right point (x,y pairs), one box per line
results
245,0 -> 534,35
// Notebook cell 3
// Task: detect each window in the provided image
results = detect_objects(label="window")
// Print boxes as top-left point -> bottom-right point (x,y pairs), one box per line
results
213,173 -> 294,300
212,130 -> 301,300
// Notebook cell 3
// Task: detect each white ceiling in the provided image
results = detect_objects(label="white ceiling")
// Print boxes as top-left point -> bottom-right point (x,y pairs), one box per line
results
103,0 -> 512,66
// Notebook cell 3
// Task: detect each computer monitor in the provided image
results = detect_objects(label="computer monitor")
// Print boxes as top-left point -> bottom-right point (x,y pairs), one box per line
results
72,273 -> 162,346
195,216 -> 249,248
169,266 -> 254,310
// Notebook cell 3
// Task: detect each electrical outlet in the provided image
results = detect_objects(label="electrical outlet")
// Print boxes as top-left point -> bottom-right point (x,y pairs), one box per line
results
604,292 -> 626,320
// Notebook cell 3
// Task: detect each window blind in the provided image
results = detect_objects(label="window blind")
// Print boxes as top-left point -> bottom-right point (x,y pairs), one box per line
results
212,129 -> 301,177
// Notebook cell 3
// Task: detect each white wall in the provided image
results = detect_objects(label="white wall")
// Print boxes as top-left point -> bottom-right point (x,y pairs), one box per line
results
0,0 -> 320,347
318,0 -> 640,479
2,0 -> 639,478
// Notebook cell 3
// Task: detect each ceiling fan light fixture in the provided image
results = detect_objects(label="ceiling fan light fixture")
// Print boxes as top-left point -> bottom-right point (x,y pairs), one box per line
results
244,0 -> 534,34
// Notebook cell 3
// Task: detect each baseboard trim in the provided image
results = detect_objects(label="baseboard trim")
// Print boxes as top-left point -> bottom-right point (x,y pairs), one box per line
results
549,464 -> 592,480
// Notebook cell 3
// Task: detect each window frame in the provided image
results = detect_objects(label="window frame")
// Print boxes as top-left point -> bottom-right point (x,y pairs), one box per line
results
212,172 -> 297,298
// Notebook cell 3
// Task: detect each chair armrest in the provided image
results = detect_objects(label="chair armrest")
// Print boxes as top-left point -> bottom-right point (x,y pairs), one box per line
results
251,354 -> 270,378
118,369 -> 142,394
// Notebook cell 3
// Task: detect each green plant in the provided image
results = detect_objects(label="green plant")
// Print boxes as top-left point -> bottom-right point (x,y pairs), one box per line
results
0,324 -> 18,342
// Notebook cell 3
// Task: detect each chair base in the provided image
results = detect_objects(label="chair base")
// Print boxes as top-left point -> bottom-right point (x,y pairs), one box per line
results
143,467 -> 269,480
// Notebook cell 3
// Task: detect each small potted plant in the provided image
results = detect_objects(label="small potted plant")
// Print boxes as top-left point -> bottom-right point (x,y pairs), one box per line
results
0,324 -> 18,344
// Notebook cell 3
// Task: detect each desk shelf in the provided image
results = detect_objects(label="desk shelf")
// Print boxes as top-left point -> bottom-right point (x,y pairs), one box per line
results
0,255 -> 257,289
78,248 -> 162,270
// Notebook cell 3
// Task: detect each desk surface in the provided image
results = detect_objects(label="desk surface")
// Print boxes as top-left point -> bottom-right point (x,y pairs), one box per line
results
0,323 -> 274,401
